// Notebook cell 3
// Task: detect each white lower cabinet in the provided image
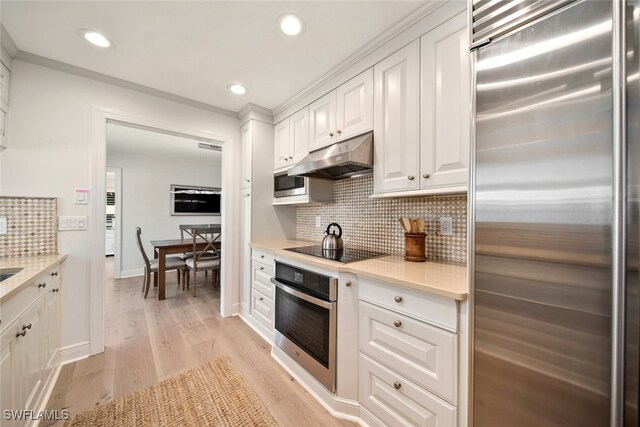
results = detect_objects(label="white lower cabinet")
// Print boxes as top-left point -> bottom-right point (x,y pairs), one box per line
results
359,301 -> 457,404
358,279 -> 460,426
248,251 -> 274,338
359,354 -> 457,427
0,262 -> 64,426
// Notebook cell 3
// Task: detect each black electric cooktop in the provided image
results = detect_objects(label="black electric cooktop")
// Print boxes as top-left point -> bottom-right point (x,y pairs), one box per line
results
284,245 -> 387,263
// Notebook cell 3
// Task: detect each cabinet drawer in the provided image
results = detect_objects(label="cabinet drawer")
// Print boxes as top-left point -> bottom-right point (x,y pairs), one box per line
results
251,289 -> 273,331
360,354 -> 456,427
252,262 -> 273,298
1,266 -> 62,333
252,249 -> 275,267
359,301 -> 457,404
359,277 -> 457,332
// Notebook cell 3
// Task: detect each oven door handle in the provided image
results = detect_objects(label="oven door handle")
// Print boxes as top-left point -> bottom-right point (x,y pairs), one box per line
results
271,278 -> 335,310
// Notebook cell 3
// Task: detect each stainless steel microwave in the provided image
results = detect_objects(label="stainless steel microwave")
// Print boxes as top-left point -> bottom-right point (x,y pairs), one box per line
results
274,172 -> 306,198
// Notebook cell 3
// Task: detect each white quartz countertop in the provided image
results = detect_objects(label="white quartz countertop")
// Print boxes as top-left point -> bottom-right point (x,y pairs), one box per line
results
0,254 -> 67,301
250,240 -> 467,301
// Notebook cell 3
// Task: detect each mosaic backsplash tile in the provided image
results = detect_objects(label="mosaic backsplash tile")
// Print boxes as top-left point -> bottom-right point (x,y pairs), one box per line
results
296,175 -> 467,263
0,197 -> 58,258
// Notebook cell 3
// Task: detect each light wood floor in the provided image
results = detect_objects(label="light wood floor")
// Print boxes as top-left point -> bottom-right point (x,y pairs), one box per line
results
43,258 -> 354,426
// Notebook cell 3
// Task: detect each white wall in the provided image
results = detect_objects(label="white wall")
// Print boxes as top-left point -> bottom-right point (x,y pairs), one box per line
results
107,139 -> 222,276
0,60 -> 240,353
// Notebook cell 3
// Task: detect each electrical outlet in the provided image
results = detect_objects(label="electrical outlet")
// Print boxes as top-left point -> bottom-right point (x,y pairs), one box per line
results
316,216 -> 321,228
440,216 -> 453,236
0,217 -> 7,235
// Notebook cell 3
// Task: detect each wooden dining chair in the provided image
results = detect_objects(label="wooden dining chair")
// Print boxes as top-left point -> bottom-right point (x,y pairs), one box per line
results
135,227 -> 186,298
185,228 -> 221,296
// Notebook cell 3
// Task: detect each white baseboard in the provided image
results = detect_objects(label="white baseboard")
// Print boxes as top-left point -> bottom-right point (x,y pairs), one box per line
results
271,346 -> 360,422
119,268 -> 144,278
60,341 -> 91,364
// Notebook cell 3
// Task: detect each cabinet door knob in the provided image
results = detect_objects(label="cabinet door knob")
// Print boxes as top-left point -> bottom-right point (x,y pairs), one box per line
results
393,381 -> 402,390
394,295 -> 403,303
51,272 -> 58,277
52,288 -> 60,293
289,156 -> 293,160
245,179 -> 250,182
408,176 -> 415,181
259,297 -> 264,301
329,132 -> 334,137
16,330 -> 26,338
260,255 -> 265,259
38,283 -> 47,289
22,323 -> 32,331
345,281 -> 352,287
423,174 -> 430,179
393,320 -> 402,328
336,129 -> 342,134
259,267 -> 264,271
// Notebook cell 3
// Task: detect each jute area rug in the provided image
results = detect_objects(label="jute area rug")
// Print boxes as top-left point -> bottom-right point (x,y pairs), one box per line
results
64,356 -> 278,427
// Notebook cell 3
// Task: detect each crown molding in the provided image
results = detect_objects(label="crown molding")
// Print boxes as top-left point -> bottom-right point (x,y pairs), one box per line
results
1,25 -> 19,58
14,50 -> 240,119
239,103 -> 274,126
272,1 -> 450,119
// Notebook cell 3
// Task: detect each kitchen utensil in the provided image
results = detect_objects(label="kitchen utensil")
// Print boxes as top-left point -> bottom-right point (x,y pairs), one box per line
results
322,223 -> 344,251
399,218 -> 408,232
416,218 -> 425,233
401,218 -> 412,233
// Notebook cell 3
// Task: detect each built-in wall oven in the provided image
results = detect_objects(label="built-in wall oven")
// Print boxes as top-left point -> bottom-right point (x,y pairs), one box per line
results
271,261 -> 337,392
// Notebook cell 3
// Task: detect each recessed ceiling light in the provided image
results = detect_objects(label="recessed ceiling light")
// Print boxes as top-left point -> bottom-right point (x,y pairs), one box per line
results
78,28 -> 114,48
227,84 -> 247,95
277,13 -> 305,37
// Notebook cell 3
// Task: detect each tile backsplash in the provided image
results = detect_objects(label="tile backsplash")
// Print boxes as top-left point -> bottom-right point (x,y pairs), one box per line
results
296,175 -> 467,263
0,197 -> 58,258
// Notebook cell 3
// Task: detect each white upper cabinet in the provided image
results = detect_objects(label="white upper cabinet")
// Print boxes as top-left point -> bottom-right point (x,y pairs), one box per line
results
309,91 -> 337,151
420,11 -> 470,192
336,69 -> 373,141
289,107 -> 309,164
241,122 -> 252,189
373,40 -> 420,194
274,118 -> 290,171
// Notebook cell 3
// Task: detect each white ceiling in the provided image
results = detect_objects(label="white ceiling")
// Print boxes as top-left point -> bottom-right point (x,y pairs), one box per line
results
107,123 -> 222,166
2,1 -> 422,113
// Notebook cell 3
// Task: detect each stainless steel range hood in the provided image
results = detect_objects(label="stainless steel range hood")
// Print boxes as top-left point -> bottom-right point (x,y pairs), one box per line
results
287,132 -> 373,180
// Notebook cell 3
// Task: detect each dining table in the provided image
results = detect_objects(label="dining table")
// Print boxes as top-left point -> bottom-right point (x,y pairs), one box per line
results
150,235 -> 221,300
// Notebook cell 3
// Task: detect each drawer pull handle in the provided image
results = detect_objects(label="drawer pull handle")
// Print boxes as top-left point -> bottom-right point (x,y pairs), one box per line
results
394,296 -> 403,303
393,381 -> 402,390
260,267 -> 264,271
393,320 -> 402,328
16,330 -> 26,338
38,283 -> 47,289
51,272 -> 58,277
22,323 -> 32,331
259,297 -> 264,301
345,281 -> 352,287
260,255 -> 265,259
52,288 -> 60,293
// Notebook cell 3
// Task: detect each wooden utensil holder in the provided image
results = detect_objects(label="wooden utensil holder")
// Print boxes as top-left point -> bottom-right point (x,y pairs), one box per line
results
404,232 -> 426,262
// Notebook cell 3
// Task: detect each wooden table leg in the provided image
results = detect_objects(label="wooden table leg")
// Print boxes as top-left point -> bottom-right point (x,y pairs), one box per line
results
158,248 -> 166,300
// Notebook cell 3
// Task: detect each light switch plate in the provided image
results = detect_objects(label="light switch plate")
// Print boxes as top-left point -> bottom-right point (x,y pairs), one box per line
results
59,216 -> 88,231
74,188 -> 90,205
440,216 -> 453,236
0,217 -> 7,235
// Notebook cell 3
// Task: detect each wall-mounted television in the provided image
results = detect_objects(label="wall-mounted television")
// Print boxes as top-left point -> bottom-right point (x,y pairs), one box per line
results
170,185 -> 221,216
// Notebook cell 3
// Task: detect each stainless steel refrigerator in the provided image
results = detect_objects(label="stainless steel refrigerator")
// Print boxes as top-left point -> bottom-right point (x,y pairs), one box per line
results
470,1 -> 639,426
